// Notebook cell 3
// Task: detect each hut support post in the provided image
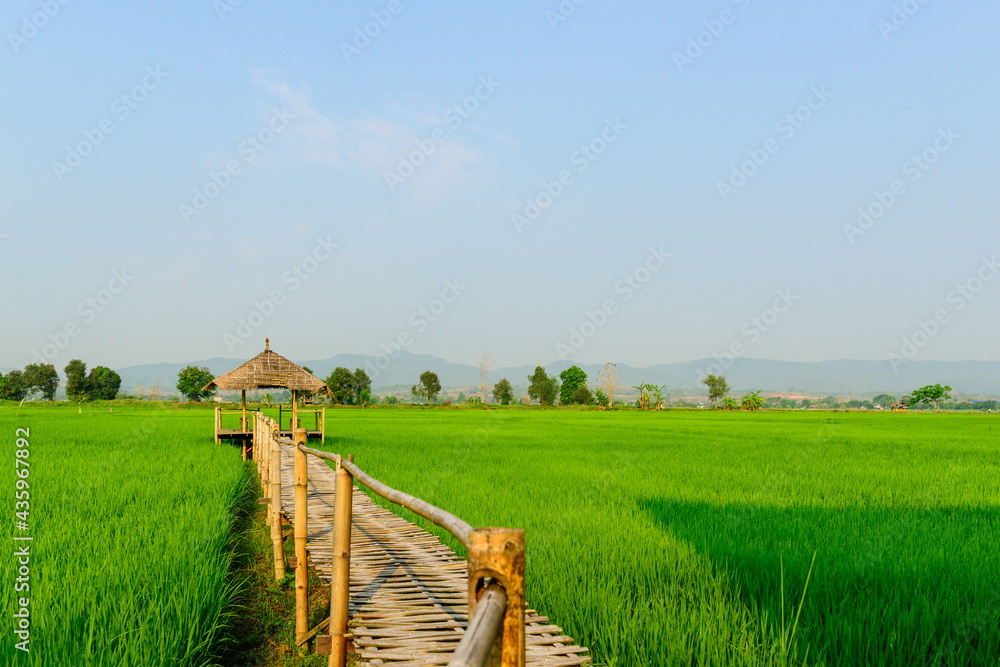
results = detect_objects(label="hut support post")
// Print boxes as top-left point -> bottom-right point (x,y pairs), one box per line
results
294,427 -> 308,644
328,454 -> 354,667
292,390 -> 299,431
467,528 -> 526,667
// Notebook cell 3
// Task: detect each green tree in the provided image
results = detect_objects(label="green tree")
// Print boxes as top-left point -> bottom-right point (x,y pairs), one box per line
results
908,384 -> 953,412
633,383 -> 653,410
0,371 -> 28,401
594,388 -> 609,407
572,384 -> 594,405
88,366 -> 122,400
527,366 -> 557,406
492,378 -> 514,405
872,394 -> 896,408
353,368 -> 372,405
325,367 -> 355,405
411,370 -> 441,404
65,359 -> 89,401
23,363 -> 59,401
740,390 -> 764,411
702,374 -> 730,409
559,365 -> 587,405
176,366 -> 216,402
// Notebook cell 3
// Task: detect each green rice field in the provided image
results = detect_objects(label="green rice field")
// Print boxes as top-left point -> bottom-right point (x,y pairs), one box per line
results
315,408 -> 1000,667
0,405 -> 249,667
2,404 -> 998,666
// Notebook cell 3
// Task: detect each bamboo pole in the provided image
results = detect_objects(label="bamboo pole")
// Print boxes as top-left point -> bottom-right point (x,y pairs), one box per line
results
292,390 -> 299,433
466,528 -> 526,667
294,427 -> 308,644
261,414 -> 269,485
270,430 -> 285,580
253,414 -> 259,470
328,454 -> 354,667
259,413 -> 265,475
448,584 -> 508,667
296,445 -> 473,546
241,389 -> 247,432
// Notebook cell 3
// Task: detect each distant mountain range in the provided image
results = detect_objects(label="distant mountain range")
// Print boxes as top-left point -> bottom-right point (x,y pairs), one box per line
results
110,352 -> 1000,397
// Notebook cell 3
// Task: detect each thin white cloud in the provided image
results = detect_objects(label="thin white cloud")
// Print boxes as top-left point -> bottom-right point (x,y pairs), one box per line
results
249,69 -> 488,204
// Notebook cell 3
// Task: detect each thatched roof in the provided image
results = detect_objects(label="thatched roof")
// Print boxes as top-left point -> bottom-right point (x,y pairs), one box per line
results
203,339 -> 331,396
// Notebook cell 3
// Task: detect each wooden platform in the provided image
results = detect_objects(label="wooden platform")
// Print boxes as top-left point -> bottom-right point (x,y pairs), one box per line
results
217,429 -> 323,441
277,442 -> 590,666
216,429 -> 254,441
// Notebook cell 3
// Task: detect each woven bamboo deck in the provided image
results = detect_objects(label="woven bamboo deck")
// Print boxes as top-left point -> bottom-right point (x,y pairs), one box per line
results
277,443 -> 590,666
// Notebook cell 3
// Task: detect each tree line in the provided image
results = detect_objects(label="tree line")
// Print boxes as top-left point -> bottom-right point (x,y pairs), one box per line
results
0,360 -> 120,401
410,362 -> 622,408
700,376 -> 982,412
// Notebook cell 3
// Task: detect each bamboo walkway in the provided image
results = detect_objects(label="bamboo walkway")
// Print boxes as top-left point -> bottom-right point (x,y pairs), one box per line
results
276,442 -> 590,666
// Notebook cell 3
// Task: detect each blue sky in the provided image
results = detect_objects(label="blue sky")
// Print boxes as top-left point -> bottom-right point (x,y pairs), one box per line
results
2,1 -> 998,371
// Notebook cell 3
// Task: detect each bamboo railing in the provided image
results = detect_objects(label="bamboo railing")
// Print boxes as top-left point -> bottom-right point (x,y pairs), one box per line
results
215,405 -> 258,433
252,413 -> 526,667
277,404 -> 325,435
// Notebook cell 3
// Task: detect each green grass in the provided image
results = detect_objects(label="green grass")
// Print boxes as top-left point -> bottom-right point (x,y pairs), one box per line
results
0,404 -> 249,666
3,403 -> 997,666
311,408 -> 1000,666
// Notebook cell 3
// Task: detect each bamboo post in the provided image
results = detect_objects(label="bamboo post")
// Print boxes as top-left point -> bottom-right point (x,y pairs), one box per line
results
467,528 -> 526,667
261,414 -> 269,484
214,406 -> 220,444
271,433 -> 285,580
328,454 -> 354,667
292,391 -> 299,435
241,389 -> 247,432
259,413 -> 265,474
294,427 -> 308,644
264,417 -> 272,528
253,415 -> 258,469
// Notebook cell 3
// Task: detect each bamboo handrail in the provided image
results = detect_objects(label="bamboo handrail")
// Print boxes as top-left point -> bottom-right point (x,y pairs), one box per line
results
296,443 -> 474,546
448,584 -> 508,667
260,419 -> 524,666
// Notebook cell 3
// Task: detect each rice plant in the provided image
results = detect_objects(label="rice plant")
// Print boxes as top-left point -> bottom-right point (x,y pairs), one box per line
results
315,408 -> 1000,666
0,405 -> 248,666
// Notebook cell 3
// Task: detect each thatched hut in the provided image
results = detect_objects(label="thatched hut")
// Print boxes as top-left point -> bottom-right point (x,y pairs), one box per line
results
203,339 -> 331,453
